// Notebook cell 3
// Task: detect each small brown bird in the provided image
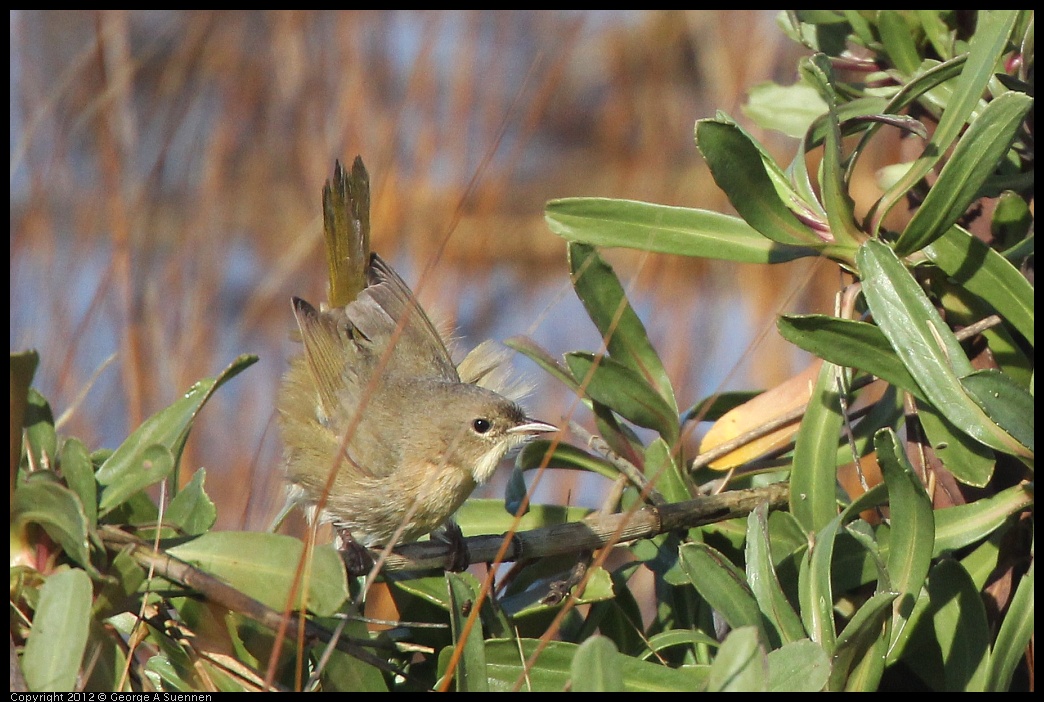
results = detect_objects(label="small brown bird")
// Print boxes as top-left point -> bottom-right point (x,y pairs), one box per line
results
276,159 -> 554,555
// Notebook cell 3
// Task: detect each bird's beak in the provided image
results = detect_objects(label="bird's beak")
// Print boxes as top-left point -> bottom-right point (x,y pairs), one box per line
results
508,419 -> 558,436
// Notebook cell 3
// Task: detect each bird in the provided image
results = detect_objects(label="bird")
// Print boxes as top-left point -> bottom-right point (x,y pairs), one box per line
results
275,158 -> 555,563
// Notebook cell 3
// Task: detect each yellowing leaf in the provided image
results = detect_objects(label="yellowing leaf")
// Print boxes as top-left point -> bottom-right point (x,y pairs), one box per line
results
699,361 -> 821,470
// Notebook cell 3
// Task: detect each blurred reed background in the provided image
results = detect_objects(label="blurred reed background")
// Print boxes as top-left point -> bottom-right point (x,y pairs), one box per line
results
11,11 -> 855,532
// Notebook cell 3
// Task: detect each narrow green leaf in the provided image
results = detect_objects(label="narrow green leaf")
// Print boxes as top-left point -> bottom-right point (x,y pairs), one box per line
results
483,638 -> 708,691
679,543 -> 765,639
571,636 -> 624,692
766,639 -> 830,692
830,590 -> 897,691
857,240 -> 1026,457
933,484 -> 1033,556
446,572 -> 488,692
985,560 -> 1034,691
917,402 -> 995,487
960,369 -> 1034,453
23,388 -> 56,473
800,55 -> 864,248
455,499 -> 591,537
743,80 -> 828,138
868,10 -> 1019,233
682,390 -> 763,424
798,512 -> 842,654
568,243 -> 676,411
59,438 -> 97,528
874,429 -> 935,660
879,10 -> 923,74
745,503 -> 806,647
566,352 -> 679,445
545,197 -> 818,264
916,10 -> 957,61
93,548 -> 146,620
97,444 -> 175,515
696,118 -> 824,247
641,629 -> 721,660
991,190 -> 1033,249
843,54 -> 964,187
897,92 -> 1033,255
707,626 -> 768,692
167,532 -> 348,617
901,559 -> 991,691
777,315 -> 924,400
23,568 -> 93,692
164,468 -> 217,536
515,440 -> 618,480
644,437 -> 691,503
12,478 -> 92,572
789,361 -> 844,533
504,335 -> 580,393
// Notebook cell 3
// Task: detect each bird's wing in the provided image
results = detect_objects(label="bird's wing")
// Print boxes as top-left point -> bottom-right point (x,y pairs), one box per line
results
346,253 -> 458,382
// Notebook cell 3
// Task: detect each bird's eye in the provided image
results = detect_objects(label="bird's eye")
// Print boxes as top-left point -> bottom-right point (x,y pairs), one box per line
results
472,418 -> 492,434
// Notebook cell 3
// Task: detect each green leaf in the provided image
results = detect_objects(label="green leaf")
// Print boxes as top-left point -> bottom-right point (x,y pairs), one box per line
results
93,548 -> 146,620
454,499 -> 591,538
916,402 -> 995,487
682,390 -> 763,424
985,560 -> 1034,691
745,503 -> 806,647
22,568 -> 93,692
777,315 -> 923,400
800,54 -> 864,248
991,190 -> 1033,249
482,638 -> 708,691
644,437 -> 690,504
707,626 -> 768,692
896,92 -> 1033,255
879,10 -> 923,74
696,118 -> 823,248
59,437 -> 97,528
515,440 -> 618,480
22,388 -> 56,475
857,240 -> 1026,457
874,429 -> 934,660
545,197 -> 817,264
916,10 -> 958,61
766,639 -> 830,692
566,352 -> 679,445
167,532 -> 348,617
829,590 -> 897,691
789,361 -> 844,533
97,444 -> 175,515
960,369 -> 1034,453
679,543 -> 764,639
445,572 -> 488,692
568,243 -> 676,411
743,80 -> 828,138
95,355 -> 257,515
164,468 -> 217,536
571,636 -> 624,692
11,349 -> 39,469
933,483 -> 1033,556
13,477 -> 92,572
797,511 -> 843,654
641,629 -> 721,660
900,559 -> 991,691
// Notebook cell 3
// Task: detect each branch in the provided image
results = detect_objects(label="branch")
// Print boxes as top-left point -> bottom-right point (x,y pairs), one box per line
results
365,481 -> 790,576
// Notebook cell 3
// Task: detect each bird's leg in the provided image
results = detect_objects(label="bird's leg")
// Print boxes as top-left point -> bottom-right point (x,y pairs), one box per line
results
336,526 -> 375,575
433,520 -> 470,572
